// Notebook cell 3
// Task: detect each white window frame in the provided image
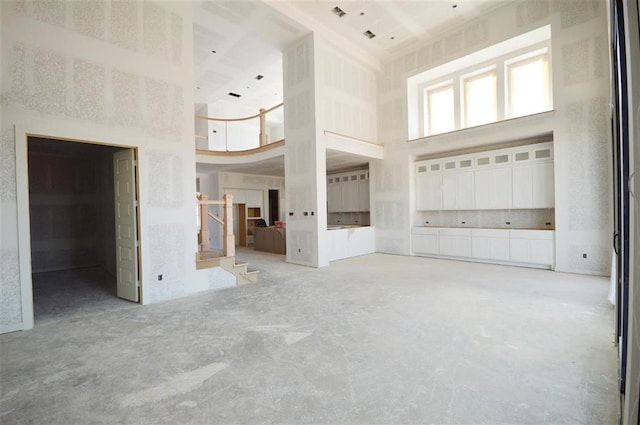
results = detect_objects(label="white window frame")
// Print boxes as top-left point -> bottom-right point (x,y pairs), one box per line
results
504,47 -> 552,119
421,79 -> 455,136
407,25 -> 552,140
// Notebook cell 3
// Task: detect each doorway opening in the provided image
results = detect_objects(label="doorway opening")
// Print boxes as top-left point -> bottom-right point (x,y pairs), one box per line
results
27,137 -> 141,324
269,189 -> 279,225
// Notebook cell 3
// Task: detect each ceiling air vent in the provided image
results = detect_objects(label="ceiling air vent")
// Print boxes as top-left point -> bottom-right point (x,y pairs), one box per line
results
255,75 -> 264,80
332,6 -> 346,17
363,30 -> 376,39
228,92 -> 241,98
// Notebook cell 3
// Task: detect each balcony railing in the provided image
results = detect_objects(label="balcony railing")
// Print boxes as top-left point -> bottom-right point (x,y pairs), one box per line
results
195,103 -> 284,152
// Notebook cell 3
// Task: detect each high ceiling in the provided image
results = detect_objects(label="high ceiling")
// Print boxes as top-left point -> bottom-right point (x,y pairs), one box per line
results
193,0 -> 503,113
193,1 -> 502,176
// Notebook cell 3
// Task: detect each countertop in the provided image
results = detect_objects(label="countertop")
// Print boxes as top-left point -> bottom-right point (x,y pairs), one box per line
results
414,226 -> 554,231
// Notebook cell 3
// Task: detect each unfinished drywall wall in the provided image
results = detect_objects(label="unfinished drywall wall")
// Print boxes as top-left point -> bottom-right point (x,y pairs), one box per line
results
0,1 -> 231,332
375,0 -> 612,275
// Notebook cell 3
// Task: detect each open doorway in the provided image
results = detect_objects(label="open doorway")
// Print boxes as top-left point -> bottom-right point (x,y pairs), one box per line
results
27,137 -> 140,323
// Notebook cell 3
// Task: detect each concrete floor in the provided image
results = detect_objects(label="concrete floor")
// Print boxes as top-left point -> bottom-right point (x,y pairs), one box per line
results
0,250 -> 618,424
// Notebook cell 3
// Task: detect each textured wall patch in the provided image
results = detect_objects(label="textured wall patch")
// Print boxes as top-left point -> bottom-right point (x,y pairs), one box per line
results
463,21 -> 487,49
72,0 -> 106,41
562,40 -> 589,86
33,0 -> 67,28
144,78 -> 170,136
73,59 -> 105,121
0,128 -> 17,202
143,1 -> 168,61
33,48 -> 67,115
111,0 -> 139,51
112,70 -> 142,127
170,12 -> 183,64
0,249 -> 22,327
516,1 -> 550,27
146,151 -> 184,208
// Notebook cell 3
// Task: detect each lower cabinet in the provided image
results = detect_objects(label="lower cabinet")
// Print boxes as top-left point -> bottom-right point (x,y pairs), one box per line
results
439,228 -> 472,257
411,227 -> 554,268
412,228 -> 439,255
471,229 -> 510,261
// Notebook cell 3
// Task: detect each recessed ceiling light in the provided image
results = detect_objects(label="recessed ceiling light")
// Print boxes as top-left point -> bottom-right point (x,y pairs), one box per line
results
390,36 -> 395,40
196,86 -> 200,89
228,92 -> 241,98
255,75 -> 264,80
332,6 -> 346,17
452,4 -> 458,8
359,12 -> 364,16
211,50 -> 217,53
363,30 -> 376,39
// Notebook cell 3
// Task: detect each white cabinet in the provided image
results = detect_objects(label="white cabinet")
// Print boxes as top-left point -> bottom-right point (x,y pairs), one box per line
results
327,170 -> 369,213
509,230 -> 554,265
415,142 -> 554,212
439,228 -> 472,257
532,162 -> 554,208
412,228 -> 439,255
474,167 -> 511,209
357,171 -> 370,212
327,177 -> 342,213
471,229 -> 510,261
412,227 -> 554,269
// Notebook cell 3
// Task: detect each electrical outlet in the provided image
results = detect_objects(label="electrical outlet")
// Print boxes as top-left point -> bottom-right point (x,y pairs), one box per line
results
158,274 -> 163,281
582,253 -> 587,259
298,248 -> 301,253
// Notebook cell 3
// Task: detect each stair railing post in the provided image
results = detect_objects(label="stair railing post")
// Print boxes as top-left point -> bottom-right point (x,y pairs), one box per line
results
223,193 -> 235,257
199,194 -> 210,253
259,108 -> 267,147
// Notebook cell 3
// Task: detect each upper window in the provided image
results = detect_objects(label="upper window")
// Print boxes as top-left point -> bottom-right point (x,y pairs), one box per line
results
424,82 -> 454,135
463,68 -> 497,127
506,51 -> 550,118
407,26 -> 552,140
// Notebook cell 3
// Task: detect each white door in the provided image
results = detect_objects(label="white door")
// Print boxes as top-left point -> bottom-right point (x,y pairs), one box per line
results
113,149 -> 139,302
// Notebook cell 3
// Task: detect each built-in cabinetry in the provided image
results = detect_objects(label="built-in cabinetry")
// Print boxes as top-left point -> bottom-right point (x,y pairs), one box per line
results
327,170 -> 370,213
412,227 -> 554,268
416,142 -> 554,211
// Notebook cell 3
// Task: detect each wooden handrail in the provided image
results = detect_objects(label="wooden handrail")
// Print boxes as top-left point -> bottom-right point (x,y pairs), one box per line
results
196,139 -> 285,156
195,102 -> 283,122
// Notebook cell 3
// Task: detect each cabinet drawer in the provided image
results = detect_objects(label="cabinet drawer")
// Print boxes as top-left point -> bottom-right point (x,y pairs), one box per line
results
471,229 -> 509,238
439,228 -> 472,237
412,227 -> 439,236
509,230 -> 554,240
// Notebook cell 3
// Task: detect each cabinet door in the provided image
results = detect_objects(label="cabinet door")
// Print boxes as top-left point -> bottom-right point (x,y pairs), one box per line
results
439,234 -> 471,257
474,169 -> 492,209
491,167 -> 511,209
413,233 -> 439,255
327,178 -> 341,213
512,164 -> 533,208
424,174 -> 443,210
358,179 -> 369,211
532,162 -> 554,208
509,238 -> 530,262
456,171 -> 474,209
442,174 -> 457,210
416,164 -> 429,210
472,237 -> 510,260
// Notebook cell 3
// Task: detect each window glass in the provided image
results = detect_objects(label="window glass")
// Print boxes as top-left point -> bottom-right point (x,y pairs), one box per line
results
463,70 -> 497,127
508,54 -> 549,118
425,84 -> 454,135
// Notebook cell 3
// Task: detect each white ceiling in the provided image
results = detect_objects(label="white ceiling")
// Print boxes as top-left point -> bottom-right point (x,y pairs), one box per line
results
193,0 -> 502,174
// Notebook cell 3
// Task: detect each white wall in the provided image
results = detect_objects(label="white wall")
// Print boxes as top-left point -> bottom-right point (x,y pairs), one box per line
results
0,0 -> 232,333
374,1 -> 612,275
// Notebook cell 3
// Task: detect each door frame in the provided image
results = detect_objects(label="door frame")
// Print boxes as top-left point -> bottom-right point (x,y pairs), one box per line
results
15,128 -> 142,330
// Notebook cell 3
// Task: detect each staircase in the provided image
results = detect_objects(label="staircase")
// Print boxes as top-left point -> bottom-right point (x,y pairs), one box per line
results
196,251 -> 259,285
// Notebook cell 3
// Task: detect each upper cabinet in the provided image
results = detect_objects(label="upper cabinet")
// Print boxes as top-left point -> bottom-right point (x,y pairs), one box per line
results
327,170 -> 370,212
416,142 -> 554,211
